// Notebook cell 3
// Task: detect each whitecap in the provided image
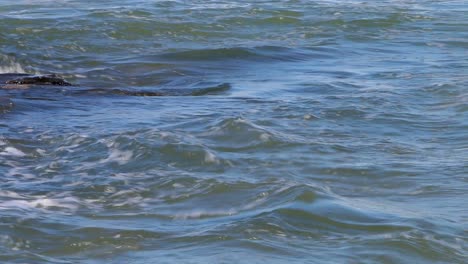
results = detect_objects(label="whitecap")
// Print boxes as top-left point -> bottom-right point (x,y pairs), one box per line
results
0,190 -> 24,199
101,149 -> 133,165
259,133 -> 272,141
0,147 -> 26,157
0,62 -> 25,74
204,150 -> 220,164
173,208 -> 237,220
0,54 -> 37,74
0,197 -> 79,212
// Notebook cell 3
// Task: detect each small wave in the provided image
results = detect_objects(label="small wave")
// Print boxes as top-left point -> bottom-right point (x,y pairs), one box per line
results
187,2 -> 251,10
198,117 -> 305,150
211,187 -> 418,248
159,46 -> 314,63
160,47 -> 261,61
259,16 -> 302,25
45,129 -> 234,174
158,143 -> 232,170
151,180 -> 323,220
151,180 -> 416,240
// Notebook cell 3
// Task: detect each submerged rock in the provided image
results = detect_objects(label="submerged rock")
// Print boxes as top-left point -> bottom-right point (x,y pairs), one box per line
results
79,83 -> 231,97
0,73 -> 230,96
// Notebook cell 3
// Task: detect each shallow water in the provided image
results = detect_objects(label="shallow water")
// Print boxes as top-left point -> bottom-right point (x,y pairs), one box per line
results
0,1 -> 467,263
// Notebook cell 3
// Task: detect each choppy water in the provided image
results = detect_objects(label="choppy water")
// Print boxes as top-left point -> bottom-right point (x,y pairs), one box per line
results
1,1 -> 467,263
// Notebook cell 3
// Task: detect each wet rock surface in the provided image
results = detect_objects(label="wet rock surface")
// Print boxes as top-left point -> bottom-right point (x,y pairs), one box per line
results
0,73 -> 73,87
5,74 -> 73,86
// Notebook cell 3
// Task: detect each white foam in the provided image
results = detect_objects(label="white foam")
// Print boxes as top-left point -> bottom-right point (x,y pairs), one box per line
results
0,235 -> 31,251
0,55 -> 26,73
172,183 -> 185,188
303,114 -> 318,120
0,190 -> 24,199
36,148 -> 46,155
204,150 -> 220,164
173,208 -> 237,220
0,197 -> 79,211
0,147 -> 26,157
259,133 -> 271,141
0,64 -> 25,74
101,149 -> 133,165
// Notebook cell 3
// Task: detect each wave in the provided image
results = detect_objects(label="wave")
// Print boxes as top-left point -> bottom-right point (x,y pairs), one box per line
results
159,46 -> 318,63
196,117 -> 307,151
1,137 -> 465,262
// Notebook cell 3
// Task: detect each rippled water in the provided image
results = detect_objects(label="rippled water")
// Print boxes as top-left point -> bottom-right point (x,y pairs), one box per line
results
1,1 -> 467,263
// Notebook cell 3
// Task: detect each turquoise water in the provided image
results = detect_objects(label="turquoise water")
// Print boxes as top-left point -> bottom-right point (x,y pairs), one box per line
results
0,1 -> 467,263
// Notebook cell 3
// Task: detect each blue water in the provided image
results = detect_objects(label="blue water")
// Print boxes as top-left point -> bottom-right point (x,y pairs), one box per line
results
0,1 -> 467,263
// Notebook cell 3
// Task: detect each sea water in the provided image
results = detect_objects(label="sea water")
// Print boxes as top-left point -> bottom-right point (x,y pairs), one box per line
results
0,1 -> 467,263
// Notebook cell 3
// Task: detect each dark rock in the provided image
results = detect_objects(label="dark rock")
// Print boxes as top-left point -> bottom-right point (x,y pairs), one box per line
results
81,88 -> 164,96
5,74 -> 72,86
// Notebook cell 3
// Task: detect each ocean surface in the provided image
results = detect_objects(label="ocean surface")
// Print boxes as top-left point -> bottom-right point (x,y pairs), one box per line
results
0,1 -> 467,263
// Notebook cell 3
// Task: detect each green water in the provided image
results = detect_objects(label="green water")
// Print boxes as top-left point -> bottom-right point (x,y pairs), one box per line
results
0,1 -> 467,263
